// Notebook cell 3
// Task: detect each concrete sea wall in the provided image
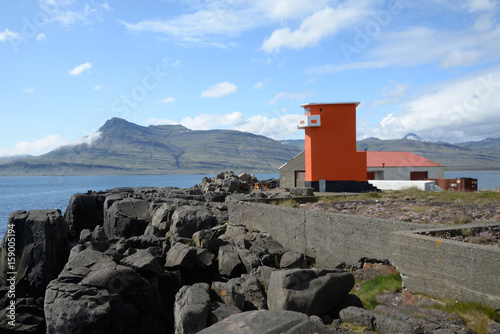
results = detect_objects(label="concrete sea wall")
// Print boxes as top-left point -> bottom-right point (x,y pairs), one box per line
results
228,201 -> 500,308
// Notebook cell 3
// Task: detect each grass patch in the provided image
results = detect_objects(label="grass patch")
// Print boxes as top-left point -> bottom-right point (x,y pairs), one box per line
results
429,300 -> 500,334
275,199 -> 299,208
352,273 -> 403,310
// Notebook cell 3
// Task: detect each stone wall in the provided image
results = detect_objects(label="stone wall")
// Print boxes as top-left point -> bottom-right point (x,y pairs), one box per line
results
228,201 -> 500,308
391,223 -> 500,308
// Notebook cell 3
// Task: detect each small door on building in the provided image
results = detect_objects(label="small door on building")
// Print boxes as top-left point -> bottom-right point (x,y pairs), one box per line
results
367,172 -> 375,180
295,171 -> 306,187
410,171 -> 428,181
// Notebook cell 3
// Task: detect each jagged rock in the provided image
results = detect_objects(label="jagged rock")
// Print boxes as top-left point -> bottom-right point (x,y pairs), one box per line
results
65,192 -> 106,235
124,235 -> 162,249
120,248 -> 164,274
290,187 -> 314,196
280,251 -> 307,269
204,191 -> 226,203
174,283 -> 211,334
0,297 -> 45,333
223,225 -> 252,249
46,245 -> 168,333
151,201 -> 175,235
267,268 -> 354,316
330,294 -> 364,319
211,280 -> 245,310
222,178 -> 240,193
165,242 -> 197,270
340,306 -> 418,334
212,274 -> 267,311
93,225 -> 107,241
218,244 -> 244,278
192,229 -> 218,248
254,266 -> 275,292
170,206 -> 217,238
104,198 -> 150,239
0,210 -> 69,299
234,247 -> 262,274
208,302 -> 242,324
195,247 -> 216,269
197,310 -> 336,334
249,237 -> 287,265
80,228 -> 93,243
45,281 -> 112,333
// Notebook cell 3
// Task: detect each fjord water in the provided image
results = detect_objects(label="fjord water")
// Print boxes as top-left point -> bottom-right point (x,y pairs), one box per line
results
0,173 -> 279,236
1,171 -> 499,236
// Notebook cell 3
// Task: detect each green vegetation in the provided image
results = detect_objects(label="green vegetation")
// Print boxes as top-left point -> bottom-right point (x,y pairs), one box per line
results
352,273 -> 403,310
429,300 -> 500,334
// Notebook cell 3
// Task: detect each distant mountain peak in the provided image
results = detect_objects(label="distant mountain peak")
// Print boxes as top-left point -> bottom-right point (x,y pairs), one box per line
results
403,133 -> 425,141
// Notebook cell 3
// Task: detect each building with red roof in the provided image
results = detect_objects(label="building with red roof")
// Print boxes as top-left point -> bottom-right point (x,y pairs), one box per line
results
366,151 -> 444,181
280,150 -> 444,188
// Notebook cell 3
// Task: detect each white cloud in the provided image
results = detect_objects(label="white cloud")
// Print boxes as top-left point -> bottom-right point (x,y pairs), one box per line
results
0,131 -> 102,157
363,66 -> 500,142
39,0 -> 111,26
23,88 -> 35,93
0,28 -> 22,42
144,118 -> 179,126
311,16 -> 500,74
93,84 -> 103,91
159,97 -> 176,104
381,83 -> 409,98
464,0 -> 497,12
179,111 -> 302,139
267,91 -> 313,105
121,0 -> 357,47
36,33 -> 46,41
69,62 -> 92,76
201,81 -> 237,98
262,3 -> 371,53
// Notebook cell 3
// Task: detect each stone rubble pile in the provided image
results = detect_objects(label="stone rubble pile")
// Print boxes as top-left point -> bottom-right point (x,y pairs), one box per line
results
0,173 -> 482,333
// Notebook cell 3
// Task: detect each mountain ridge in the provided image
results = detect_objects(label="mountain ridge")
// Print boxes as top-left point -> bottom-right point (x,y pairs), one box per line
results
0,118 -> 302,176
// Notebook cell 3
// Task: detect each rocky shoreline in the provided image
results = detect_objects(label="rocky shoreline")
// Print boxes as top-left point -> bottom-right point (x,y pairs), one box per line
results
0,172 -> 494,333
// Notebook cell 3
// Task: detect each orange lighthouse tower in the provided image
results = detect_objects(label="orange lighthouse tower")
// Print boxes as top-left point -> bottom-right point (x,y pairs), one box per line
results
298,102 -> 375,192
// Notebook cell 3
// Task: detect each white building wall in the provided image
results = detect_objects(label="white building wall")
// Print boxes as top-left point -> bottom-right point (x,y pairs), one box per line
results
367,166 -> 444,180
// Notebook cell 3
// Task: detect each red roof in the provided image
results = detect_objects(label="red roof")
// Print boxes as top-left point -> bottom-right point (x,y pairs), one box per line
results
367,151 -> 444,168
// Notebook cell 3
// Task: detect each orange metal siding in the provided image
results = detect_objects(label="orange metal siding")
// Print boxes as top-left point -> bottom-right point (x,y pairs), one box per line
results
303,103 -> 367,182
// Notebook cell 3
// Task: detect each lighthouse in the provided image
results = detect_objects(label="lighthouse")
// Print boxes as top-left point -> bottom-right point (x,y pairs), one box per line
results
298,102 -> 376,192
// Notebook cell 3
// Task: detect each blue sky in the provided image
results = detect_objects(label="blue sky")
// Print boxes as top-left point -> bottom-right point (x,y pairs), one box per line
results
1,0 -> 500,157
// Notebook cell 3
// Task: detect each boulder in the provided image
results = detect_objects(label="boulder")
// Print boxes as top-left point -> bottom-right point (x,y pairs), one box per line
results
208,302 -> 241,324
290,187 -> 314,196
197,310 -> 335,334
0,210 -> 69,299
165,242 -> 197,270
212,274 -> 267,311
45,281 -> 112,334
64,192 -> 106,235
234,247 -> 262,274
280,251 -> 307,269
120,248 -> 164,274
151,202 -> 175,235
222,178 -> 240,193
174,283 -> 211,334
170,206 -> 217,238
217,244 -> 244,278
46,245 -> 168,333
104,198 -> 150,239
339,306 -> 418,334
267,268 -> 354,316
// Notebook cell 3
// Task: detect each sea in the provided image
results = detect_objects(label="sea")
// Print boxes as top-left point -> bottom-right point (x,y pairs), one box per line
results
0,173 -> 279,236
0,171 -> 499,237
